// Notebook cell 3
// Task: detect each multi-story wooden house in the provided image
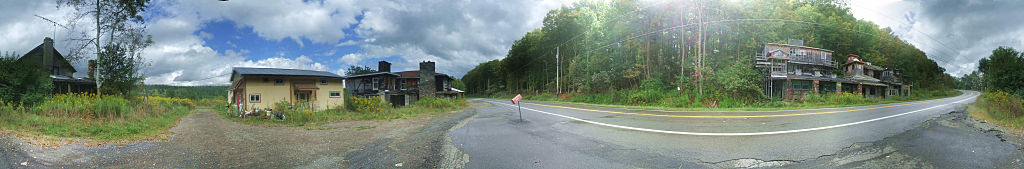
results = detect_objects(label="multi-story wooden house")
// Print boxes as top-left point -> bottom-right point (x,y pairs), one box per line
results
755,39 -> 909,100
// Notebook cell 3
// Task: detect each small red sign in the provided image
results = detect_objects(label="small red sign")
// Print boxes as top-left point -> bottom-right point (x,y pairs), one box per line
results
511,94 -> 523,104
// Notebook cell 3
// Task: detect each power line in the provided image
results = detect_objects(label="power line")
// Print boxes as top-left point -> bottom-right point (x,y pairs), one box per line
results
183,72 -> 232,82
847,3 -> 962,66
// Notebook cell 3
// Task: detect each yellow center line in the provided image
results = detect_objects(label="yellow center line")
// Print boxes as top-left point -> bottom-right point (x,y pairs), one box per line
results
522,93 -> 970,118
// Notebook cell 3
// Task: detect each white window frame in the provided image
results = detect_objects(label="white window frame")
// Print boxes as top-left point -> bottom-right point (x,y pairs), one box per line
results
320,79 -> 328,85
329,91 -> 341,98
820,51 -> 827,60
249,94 -> 261,103
372,78 -> 379,90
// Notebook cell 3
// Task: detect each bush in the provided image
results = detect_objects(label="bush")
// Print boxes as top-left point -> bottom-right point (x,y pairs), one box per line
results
34,93 -> 132,119
412,97 -> 457,108
0,57 -> 54,104
799,92 -> 872,106
982,91 -> 1023,118
346,96 -> 390,114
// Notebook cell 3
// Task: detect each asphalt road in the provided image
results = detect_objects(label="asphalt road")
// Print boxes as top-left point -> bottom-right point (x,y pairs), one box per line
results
449,90 -> 1024,168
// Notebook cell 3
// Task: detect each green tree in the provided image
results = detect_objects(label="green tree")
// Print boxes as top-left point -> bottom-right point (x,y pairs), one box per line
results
344,65 -> 377,76
96,44 -> 144,96
59,0 -> 153,96
957,70 -> 982,90
979,46 -> 1024,96
0,55 -> 54,104
462,0 -> 954,102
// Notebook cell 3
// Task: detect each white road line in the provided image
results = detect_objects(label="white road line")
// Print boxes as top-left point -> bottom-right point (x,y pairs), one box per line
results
483,92 -> 978,136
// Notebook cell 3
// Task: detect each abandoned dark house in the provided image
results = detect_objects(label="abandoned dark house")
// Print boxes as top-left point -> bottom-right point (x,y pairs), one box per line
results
755,39 -> 910,100
16,37 -> 95,94
344,61 -> 463,107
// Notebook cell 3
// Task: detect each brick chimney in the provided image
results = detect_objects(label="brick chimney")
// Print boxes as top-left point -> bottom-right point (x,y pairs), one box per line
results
418,61 -> 435,98
378,61 -> 391,72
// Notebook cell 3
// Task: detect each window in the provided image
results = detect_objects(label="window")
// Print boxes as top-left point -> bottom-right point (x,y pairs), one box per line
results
263,78 -> 269,82
791,81 -> 811,91
399,79 -> 407,90
329,91 -> 341,98
274,79 -> 284,85
249,94 -> 261,103
372,78 -> 379,90
320,79 -> 328,85
820,51 -> 827,60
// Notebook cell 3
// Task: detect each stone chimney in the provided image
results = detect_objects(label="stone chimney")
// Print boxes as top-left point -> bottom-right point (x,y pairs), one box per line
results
418,61 -> 436,98
43,37 -> 54,70
378,61 -> 391,72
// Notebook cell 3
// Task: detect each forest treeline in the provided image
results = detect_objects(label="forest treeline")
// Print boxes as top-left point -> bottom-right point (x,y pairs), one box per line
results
462,0 -> 953,103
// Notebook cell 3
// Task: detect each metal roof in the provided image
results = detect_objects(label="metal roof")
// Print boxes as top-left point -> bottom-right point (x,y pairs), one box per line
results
765,43 -> 834,52
232,67 -> 343,78
343,71 -> 399,78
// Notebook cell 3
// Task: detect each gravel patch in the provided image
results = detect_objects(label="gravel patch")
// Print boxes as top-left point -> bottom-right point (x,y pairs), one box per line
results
0,108 -> 476,168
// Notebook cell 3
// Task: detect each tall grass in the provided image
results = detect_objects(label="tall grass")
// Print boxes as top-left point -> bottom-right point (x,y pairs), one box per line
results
979,91 -> 1023,119
0,94 -> 195,141
506,88 -> 959,111
970,91 -> 1024,132
223,97 -> 468,127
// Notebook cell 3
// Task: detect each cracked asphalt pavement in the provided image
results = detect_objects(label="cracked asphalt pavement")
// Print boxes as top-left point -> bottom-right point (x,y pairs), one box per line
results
449,90 -> 1024,168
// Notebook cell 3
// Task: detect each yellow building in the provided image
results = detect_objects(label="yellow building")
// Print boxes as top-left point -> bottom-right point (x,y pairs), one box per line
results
228,67 -> 345,111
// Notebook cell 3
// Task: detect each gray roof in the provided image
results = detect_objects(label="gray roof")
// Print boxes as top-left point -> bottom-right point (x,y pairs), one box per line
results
232,67 -> 343,79
343,71 -> 399,79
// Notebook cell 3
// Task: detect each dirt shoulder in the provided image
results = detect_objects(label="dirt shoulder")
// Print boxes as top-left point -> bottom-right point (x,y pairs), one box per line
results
789,108 -> 1024,168
1,107 -> 476,168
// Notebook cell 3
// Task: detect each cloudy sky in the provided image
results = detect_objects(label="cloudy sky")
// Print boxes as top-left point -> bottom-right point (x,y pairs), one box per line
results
1,0 -> 570,85
1,0 -> 1020,86
849,0 -> 1024,77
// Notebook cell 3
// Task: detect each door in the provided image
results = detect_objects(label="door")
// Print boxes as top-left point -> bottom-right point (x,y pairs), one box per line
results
390,94 -> 405,107
296,91 -> 311,110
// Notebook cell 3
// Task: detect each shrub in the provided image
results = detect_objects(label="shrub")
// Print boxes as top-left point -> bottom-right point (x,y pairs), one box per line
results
149,96 -> 195,108
796,92 -> 873,107
412,97 -> 457,108
982,91 -> 1023,118
0,57 -> 54,104
346,96 -> 390,114
34,93 -> 132,119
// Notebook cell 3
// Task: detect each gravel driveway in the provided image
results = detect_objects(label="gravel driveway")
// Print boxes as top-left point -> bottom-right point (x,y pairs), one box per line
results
1,108 -> 475,168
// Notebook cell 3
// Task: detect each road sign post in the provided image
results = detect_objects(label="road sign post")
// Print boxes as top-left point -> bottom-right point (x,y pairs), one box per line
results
512,94 -> 523,121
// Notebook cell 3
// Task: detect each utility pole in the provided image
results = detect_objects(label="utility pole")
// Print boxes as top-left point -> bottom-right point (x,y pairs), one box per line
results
556,46 -> 560,94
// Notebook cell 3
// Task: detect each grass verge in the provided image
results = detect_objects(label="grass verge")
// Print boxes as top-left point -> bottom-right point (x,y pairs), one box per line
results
0,94 -> 196,144
218,97 -> 468,127
491,89 -> 960,111
968,91 -> 1024,135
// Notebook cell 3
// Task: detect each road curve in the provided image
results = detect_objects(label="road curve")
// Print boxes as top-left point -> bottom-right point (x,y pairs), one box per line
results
448,90 -> 1006,168
481,91 -> 979,136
